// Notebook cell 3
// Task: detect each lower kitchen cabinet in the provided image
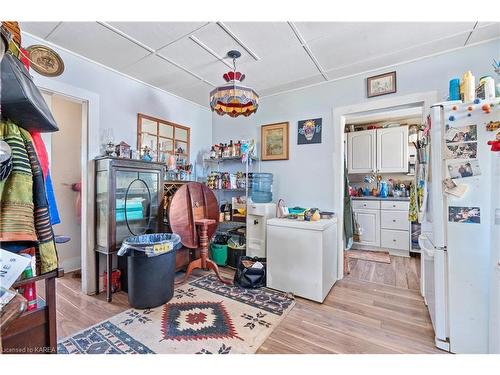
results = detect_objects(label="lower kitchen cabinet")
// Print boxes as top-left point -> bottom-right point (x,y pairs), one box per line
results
353,199 -> 410,255
354,209 -> 380,247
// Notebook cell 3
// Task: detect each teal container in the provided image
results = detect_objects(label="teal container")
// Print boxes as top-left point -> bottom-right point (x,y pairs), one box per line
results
210,243 -> 228,266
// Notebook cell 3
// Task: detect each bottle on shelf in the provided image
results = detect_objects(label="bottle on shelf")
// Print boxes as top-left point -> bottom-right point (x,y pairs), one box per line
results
229,140 -> 234,157
219,143 -> 224,159
463,70 -> 475,103
209,146 -> 216,159
236,141 -> 241,157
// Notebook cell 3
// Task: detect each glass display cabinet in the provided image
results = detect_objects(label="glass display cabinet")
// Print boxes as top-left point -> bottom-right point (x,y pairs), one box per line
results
94,156 -> 165,302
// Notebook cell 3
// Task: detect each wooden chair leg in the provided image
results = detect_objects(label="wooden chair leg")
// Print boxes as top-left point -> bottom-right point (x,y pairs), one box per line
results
344,250 -> 350,275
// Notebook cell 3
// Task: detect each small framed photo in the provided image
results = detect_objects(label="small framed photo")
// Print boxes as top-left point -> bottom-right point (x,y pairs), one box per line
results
261,122 -> 289,161
298,118 -> 322,145
367,71 -> 397,98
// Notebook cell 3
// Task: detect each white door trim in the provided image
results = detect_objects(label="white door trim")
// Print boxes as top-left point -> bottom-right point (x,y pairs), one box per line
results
333,91 -> 438,280
33,75 -> 100,295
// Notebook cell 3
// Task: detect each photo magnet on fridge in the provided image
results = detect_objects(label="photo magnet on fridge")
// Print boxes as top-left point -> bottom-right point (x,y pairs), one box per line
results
446,159 -> 481,179
444,142 -> 478,159
448,206 -> 481,224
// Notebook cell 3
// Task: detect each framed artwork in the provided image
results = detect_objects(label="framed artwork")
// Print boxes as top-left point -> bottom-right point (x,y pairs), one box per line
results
261,122 -> 289,161
298,118 -> 322,144
367,71 -> 397,98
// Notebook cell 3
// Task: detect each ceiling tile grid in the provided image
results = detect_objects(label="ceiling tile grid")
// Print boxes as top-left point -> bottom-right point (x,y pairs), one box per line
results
19,21 -> 500,107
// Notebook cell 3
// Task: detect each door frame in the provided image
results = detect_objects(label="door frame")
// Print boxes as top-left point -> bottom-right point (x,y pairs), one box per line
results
333,91 -> 437,280
34,76 -> 100,295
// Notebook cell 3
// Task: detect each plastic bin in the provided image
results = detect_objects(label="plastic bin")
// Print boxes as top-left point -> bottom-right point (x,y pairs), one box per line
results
210,243 -> 228,266
251,173 -> 273,203
118,233 -> 181,309
227,236 -> 246,268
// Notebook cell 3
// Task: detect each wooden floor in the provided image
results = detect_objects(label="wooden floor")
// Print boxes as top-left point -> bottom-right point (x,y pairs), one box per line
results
52,255 -> 445,354
346,254 -> 421,291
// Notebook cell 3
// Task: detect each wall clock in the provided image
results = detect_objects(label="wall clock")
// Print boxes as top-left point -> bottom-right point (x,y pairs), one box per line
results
26,44 -> 64,77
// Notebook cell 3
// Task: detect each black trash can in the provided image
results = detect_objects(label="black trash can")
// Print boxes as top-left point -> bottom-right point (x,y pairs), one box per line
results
118,233 -> 181,309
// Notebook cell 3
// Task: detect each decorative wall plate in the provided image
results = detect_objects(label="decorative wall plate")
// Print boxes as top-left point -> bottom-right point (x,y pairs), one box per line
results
26,44 -> 64,77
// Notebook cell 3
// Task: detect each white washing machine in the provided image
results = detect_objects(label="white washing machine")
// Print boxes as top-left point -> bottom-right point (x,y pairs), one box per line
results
246,203 -> 276,258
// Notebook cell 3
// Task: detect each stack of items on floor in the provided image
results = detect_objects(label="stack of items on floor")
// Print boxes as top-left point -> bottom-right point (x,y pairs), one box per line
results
0,22 -> 60,304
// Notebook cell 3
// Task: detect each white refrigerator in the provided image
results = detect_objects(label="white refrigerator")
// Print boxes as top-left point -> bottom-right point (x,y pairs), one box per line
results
420,98 -> 499,353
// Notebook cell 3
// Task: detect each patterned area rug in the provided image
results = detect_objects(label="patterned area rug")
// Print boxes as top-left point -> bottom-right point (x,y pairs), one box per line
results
346,249 -> 391,264
57,274 -> 295,354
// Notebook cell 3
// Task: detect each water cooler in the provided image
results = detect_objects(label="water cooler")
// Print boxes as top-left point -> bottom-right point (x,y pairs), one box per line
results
246,202 -> 276,258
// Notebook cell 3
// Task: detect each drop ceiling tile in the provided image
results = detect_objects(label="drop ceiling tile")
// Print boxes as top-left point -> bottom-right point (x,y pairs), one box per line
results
20,22 -> 61,39
163,81 -> 213,107
222,22 -> 299,55
157,37 -> 220,72
306,22 -> 475,70
259,74 -> 325,97
467,22 -> 500,45
295,22 -> 475,43
47,22 -> 150,70
325,33 -> 467,80
108,22 -> 209,50
123,53 -> 199,89
191,23 -> 254,65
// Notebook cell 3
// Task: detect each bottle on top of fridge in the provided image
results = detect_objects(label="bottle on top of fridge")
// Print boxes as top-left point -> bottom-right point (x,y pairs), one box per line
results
482,76 -> 496,100
463,70 -> 475,103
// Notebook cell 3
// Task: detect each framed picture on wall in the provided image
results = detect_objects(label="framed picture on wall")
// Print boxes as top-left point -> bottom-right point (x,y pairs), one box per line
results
298,118 -> 322,144
367,71 -> 397,98
261,122 -> 289,161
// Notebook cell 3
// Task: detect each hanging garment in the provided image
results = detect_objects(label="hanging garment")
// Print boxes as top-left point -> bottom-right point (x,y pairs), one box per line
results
31,131 -> 61,225
45,172 -> 61,225
0,120 -> 58,273
343,160 -> 354,249
408,181 -> 418,222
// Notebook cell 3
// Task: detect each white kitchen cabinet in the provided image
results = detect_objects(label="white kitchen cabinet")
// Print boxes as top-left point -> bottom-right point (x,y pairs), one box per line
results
352,199 -> 410,255
376,126 -> 409,173
347,130 -> 376,174
353,208 -> 380,247
346,126 -> 408,174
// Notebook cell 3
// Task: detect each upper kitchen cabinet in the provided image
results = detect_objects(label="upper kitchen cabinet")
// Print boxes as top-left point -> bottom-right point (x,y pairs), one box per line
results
347,130 -> 376,174
376,126 -> 408,173
347,127 -> 408,174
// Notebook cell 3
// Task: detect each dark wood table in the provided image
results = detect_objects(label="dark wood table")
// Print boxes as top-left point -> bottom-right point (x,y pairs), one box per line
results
0,292 -> 27,353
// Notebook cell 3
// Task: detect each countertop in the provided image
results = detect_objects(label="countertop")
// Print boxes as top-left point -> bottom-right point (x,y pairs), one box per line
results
351,196 -> 410,201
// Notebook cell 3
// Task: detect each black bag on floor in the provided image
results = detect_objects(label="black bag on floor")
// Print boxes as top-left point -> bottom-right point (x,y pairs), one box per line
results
234,256 -> 266,289
1,52 -> 59,132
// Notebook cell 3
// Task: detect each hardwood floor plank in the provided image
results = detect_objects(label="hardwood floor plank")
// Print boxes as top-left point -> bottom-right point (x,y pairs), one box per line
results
53,253 -> 443,354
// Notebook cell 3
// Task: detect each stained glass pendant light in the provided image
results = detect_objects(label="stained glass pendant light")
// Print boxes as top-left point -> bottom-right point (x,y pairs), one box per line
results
209,50 -> 259,117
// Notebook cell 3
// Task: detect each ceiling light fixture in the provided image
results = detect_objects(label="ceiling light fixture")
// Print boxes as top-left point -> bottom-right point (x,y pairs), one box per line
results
209,50 -> 259,118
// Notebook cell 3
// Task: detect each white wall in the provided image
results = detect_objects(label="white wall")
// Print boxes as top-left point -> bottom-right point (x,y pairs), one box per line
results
22,33 -> 212,178
212,40 -> 500,211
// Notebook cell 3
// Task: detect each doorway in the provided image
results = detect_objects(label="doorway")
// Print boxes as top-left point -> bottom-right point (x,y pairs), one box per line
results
41,92 -> 85,274
333,92 -> 437,289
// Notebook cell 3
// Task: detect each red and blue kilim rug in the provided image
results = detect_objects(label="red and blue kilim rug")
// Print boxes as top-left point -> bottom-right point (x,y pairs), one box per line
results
57,274 -> 295,354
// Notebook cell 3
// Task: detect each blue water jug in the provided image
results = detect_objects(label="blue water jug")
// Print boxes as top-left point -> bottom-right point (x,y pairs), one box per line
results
251,173 -> 273,203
